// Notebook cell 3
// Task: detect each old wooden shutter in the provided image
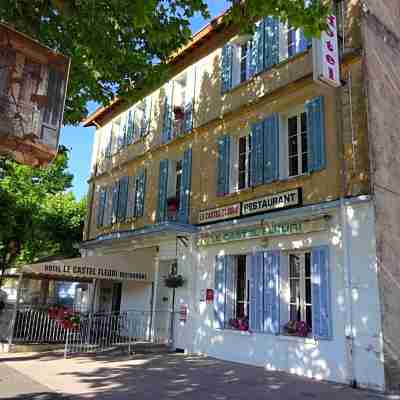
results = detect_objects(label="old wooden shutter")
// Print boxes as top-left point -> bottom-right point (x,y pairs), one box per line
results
263,251 -> 280,334
249,252 -> 264,332
250,121 -> 264,186
264,17 -> 280,70
156,159 -> 169,222
96,188 -> 107,227
217,136 -> 231,196
111,181 -> 120,224
135,169 -> 146,217
178,148 -> 192,223
220,44 -> 233,94
125,109 -> 135,145
140,97 -> 152,137
250,20 -> 265,76
312,246 -> 332,339
214,254 -> 227,329
161,84 -> 173,143
117,176 -> 129,222
306,96 -> 326,172
126,176 -> 136,219
263,113 -> 280,183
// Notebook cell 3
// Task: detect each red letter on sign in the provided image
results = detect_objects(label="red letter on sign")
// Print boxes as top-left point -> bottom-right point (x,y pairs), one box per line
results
326,41 -> 334,52
327,15 -> 336,27
326,54 -> 336,65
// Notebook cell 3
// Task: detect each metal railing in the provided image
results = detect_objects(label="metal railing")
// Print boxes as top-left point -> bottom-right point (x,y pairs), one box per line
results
64,310 -> 173,357
11,306 -> 68,344
4,306 -> 175,356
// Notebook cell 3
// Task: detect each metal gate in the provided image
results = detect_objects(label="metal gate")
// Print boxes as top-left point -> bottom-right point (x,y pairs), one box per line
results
64,310 -> 173,357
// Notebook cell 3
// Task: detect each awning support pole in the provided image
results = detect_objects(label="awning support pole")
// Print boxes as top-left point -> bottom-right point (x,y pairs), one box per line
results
8,273 -> 23,346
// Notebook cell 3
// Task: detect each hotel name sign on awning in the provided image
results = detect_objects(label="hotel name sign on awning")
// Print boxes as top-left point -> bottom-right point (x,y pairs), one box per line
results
23,249 -> 156,282
41,264 -> 148,281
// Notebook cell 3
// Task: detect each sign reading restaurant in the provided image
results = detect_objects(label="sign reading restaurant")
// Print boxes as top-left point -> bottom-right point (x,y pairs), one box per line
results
242,189 -> 301,216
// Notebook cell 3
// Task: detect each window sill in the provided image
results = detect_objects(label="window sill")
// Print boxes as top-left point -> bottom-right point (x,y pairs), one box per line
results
216,328 -> 252,336
278,334 -> 317,344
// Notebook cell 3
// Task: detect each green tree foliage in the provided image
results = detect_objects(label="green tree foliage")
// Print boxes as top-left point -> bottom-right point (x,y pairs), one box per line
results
0,1 -> 328,125
0,147 -> 86,281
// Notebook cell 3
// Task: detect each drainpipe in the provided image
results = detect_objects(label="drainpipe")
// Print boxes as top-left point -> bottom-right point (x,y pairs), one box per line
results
340,198 -> 356,387
337,64 -> 357,387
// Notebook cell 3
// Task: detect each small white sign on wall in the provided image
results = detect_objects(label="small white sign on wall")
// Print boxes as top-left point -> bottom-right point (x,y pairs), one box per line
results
313,15 -> 341,88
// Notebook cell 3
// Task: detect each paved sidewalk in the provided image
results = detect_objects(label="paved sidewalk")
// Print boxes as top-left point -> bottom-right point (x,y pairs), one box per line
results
0,351 -> 395,400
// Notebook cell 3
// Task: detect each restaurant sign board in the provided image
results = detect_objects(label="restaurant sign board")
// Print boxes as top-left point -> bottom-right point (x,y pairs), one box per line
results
242,189 -> 301,216
198,203 -> 241,224
197,218 -> 328,246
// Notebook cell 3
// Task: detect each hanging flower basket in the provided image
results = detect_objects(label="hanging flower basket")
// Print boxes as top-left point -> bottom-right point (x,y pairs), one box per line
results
164,274 -> 184,288
229,317 -> 249,331
173,106 -> 184,120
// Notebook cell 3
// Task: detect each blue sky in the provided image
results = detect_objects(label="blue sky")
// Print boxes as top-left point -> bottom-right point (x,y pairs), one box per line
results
59,1 -> 229,200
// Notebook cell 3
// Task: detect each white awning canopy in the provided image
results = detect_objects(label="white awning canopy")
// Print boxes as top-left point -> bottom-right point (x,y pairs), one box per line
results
23,247 -> 156,282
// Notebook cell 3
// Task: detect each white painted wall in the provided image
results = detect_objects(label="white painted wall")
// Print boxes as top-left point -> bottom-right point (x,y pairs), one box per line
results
172,201 -> 384,390
120,281 -> 152,311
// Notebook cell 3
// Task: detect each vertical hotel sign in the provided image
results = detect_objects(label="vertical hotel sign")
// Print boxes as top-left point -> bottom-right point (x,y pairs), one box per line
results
313,15 -> 341,88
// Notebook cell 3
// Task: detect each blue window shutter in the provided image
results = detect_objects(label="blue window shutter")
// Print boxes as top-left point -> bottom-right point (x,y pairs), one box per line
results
214,255 -> 227,329
264,251 -> 280,334
249,252 -> 264,332
250,20 -> 264,76
97,188 -> 106,227
105,126 -> 112,159
299,29 -> 311,53
263,113 -> 280,183
221,44 -> 233,94
312,246 -> 332,339
111,181 -> 120,224
217,136 -> 231,196
306,96 -> 326,172
161,87 -> 172,143
264,17 -> 280,69
250,121 -> 264,186
178,149 -> 192,224
183,101 -> 193,134
126,110 -> 134,145
134,169 -> 146,218
117,176 -> 129,222
156,160 -> 169,222
126,176 -> 136,219
140,98 -> 152,137
225,256 -> 236,324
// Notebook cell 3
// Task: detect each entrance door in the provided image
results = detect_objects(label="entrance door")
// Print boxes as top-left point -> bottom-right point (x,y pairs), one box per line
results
154,260 -> 176,343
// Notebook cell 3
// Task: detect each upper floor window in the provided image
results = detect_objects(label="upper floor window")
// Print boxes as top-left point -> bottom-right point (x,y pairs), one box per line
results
157,149 -> 192,224
221,18 -> 310,94
162,68 -> 194,144
217,96 -> 325,196
287,111 -> 308,177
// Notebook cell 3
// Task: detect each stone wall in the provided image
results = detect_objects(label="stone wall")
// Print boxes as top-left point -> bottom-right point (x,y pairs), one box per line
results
362,0 -> 400,392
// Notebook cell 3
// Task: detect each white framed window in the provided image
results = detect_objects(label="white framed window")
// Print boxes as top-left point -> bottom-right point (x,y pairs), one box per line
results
279,23 -> 308,62
281,107 -> 308,178
225,254 -> 249,330
166,158 -> 183,220
230,134 -> 252,193
287,251 -> 313,333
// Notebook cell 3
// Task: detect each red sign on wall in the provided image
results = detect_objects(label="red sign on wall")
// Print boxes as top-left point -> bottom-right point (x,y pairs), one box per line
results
206,289 -> 214,304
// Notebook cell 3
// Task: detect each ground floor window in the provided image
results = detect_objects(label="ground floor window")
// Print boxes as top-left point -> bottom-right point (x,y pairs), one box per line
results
214,246 -> 331,339
286,251 -> 312,337
225,254 -> 249,330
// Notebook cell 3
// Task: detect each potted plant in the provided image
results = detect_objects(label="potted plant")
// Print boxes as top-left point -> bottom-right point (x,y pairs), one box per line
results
283,320 -> 310,337
164,273 -> 184,288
